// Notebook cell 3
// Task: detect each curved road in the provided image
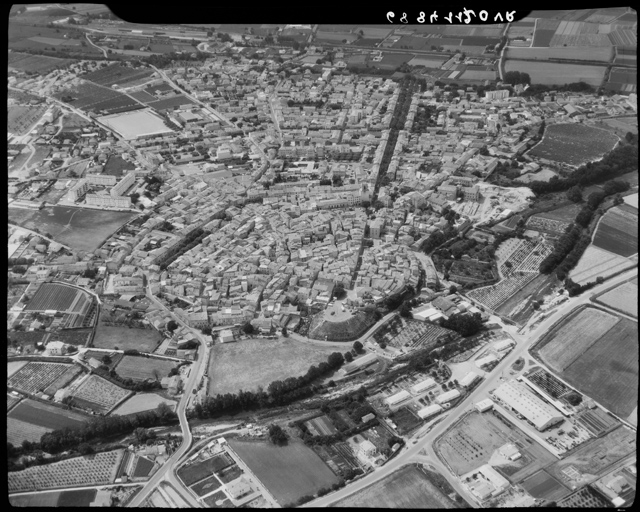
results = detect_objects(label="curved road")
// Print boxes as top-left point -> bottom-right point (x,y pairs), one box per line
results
127,278 -> 208,507
306,267 -> 638,507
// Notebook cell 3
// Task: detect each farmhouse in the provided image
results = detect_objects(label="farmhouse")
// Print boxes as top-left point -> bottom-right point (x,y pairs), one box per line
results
47,340 -> 66,356
226,477 -> 253,500
493,380 -> 564,431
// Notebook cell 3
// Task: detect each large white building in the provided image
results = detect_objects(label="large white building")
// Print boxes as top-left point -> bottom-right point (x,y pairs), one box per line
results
111,172 -> 136,197
436,389 -> 461,404
493,380 -> 564,431
417,403 -> 443,419
411,378 -> 437,395
385,390 -> 411,407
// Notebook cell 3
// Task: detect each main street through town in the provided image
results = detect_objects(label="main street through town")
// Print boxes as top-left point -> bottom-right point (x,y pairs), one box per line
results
306,267 -> 638,507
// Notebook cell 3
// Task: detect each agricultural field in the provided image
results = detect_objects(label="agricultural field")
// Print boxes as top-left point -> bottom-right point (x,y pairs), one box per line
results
83,63 -> 155,87
7,418 -> 51,445
545,425 -> 636,488
177,452 -> 235,486
55,81 -> 142,114
8,206 -> 139,253
537,306 -> 620,372
71,374 -> 132,413
434,411 -> 556,482
55,328 -> 93,347
207,338 -> 336,396
9,490 -> 62,507
147,95 -> 195,111
8,105 -> 47,135
594,279 -> 638,317
528,123 -> 619,166
333,463 -> 464,508
8,361 -> 78,394
505,46 -> 614,61
24,282 -> 89,312
520,470 -> 571,502
8,399 -> 89,437
93,324 -> 162,353
557,485 -> 614,508
592,205 -> 638,257
408,56 -> 449,68
102,154 -> 136,177
389,407 -> 422,435
569,245 -> 635,284
561,317 -> 637,420
229,439 -> 340,506
505,60 -> 606,86
115,355 -> 177,381
8,449 -> 124,493
132,456 -> 155,478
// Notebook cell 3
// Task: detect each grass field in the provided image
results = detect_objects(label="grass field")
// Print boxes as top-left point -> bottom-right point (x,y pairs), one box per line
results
434,411 -> 556,482
505,60 -> 606,87
57,489 -> 98,507
8,206 -> 138,253
229,439 -> 340,505
191,474 -> 222,497
527,123 -> 619,166
9,490 -> 61,507
538,306 -> 620,372
534,203 -> 582,222
207,338 -> 336,396
111,392 -> 177,416
520,470 -> 571,502
562,317 -> 637,419
592,206 -> 638,257
93,324 -> 162,352
332,464 -> 462,508
506,46 -> 613,61
594,280 -> 638,317
97,110 -> 174,140
7,417 -> 51,445
115,355 -> 176,381
177,453 -> 234,486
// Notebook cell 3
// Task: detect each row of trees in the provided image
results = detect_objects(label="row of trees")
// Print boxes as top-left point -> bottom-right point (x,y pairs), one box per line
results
10,403 -> 177,461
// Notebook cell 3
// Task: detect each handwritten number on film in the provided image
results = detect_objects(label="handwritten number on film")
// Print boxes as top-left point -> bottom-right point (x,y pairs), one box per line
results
387,10 -> 515,23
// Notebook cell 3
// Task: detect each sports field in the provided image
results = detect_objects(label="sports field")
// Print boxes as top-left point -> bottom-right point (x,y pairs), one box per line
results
111,392 -> 177,416
8,206 -> 138,253
115,355 -> 177,381
208,338 -> 336,396
97,109 -> 174,140
229,439 -> 340,506
538,307 -> 620,372
332,464 -> 463,508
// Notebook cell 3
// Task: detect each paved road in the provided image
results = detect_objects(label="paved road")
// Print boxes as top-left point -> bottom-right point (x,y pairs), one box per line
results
127,279 -> 208,507
306,267 -> 638,507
